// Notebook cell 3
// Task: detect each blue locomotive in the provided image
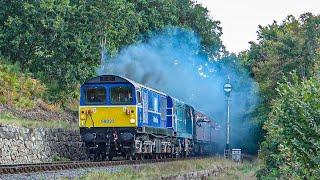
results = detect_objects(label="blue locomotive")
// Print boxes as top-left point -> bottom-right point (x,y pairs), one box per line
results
79,75 -> 219,160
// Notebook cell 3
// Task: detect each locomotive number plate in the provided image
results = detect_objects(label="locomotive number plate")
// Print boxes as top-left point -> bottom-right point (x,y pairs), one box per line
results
101,119 -> 115,124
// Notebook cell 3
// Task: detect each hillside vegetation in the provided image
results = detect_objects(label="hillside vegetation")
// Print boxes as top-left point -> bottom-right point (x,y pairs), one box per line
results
258,75 -> 319,179
240,14 -> 320,179
0,59 -> 76,127
0,59 -> 45,109
0,0 -> 223,106
0,0 -> 223,124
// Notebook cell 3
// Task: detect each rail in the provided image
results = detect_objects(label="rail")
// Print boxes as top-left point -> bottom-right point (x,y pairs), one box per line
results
0,157 -> 203,175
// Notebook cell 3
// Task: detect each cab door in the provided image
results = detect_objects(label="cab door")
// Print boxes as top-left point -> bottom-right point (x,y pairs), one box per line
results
137,89 -> 144,127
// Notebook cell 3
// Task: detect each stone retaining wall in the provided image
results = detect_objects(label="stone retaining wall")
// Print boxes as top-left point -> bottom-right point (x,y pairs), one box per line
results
0,125 -> 86,164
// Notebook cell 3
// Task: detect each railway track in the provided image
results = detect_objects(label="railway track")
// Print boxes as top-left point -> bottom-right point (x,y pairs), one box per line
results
0,154 -> 257,175
0,157 -> 200,175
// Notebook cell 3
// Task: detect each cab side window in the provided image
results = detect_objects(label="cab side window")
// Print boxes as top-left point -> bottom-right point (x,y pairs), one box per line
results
137,91 -> 142,104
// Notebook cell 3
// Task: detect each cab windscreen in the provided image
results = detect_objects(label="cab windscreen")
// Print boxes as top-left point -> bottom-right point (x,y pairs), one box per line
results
110,86 -> 133,105
84,86 -> 106,105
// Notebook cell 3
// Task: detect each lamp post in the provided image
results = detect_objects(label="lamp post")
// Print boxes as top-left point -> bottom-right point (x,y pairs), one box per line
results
223,79 -> 232,158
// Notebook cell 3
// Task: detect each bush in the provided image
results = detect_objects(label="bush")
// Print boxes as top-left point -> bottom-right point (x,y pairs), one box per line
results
52,154 -> 70,162
257,74 -> 320,179
0,59 -> 46,109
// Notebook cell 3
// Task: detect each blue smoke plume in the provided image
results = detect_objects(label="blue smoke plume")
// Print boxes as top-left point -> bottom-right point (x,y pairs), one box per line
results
98,27 -> 259,153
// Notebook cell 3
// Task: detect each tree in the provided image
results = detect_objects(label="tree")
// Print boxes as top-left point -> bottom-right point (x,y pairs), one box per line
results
242,14 -> 319,103
239,13 -> 320,154
0,0 -> 224,106
257,74 -> 320,179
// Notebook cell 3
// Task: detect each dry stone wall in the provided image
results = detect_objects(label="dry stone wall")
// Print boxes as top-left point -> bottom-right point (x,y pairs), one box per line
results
0,125 -> 86,164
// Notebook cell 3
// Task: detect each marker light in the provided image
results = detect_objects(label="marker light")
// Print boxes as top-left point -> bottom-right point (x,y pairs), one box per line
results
86,109 -> 93,115
130,118 -> 135,123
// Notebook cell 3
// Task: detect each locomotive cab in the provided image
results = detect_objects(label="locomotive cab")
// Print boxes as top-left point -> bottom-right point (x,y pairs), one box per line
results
79,75 -> 139,160
80,83 -> 137,128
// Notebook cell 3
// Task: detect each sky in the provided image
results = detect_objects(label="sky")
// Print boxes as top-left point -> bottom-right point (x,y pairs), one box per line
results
197,0 -> 320,53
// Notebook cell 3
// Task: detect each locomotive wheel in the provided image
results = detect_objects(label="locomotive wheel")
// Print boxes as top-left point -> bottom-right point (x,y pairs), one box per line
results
108,154 -> 114,161
136,154 -> 140,160
182,151 -> 186,158
147,154 -> 153,159
156,154 -> 160,160
97,143 -> 107,161
108,143 -> 117,161
101,152 -> 107,160
136,154 -> 143,160
126,154 -> 133,161
93,151 -> 101,161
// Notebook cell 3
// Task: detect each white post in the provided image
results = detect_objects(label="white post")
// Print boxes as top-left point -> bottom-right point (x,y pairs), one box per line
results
223,78 -> 232,158
226,95 -> 230,147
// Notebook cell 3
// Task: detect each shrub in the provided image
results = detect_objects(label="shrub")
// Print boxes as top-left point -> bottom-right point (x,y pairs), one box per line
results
0,59 -> 46,109
257,74 -> 320,179
52,154 -> 70,162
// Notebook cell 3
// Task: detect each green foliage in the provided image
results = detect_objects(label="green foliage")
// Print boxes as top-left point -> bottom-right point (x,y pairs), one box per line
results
0,58 -> 46,109
239,13 -> 320,154
242,13 -> 319,104
257,74 -> 320,179
129,0 -> 224,57
0,0 -> 224,106
52,153 -> 70,162
0,0 -> 101,104
239,13 -> 320,178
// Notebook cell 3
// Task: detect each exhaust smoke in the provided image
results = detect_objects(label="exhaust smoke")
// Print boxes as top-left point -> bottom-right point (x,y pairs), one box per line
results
98,27 -> 259,153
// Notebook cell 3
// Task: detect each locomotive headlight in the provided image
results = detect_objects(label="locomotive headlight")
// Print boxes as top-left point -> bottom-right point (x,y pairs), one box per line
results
130,118 -> 135,124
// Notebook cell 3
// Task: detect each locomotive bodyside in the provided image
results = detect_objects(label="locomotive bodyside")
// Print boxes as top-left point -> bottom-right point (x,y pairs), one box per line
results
79,75 -> 220,160
171,99 -> 194,156
173,99 -> 192,138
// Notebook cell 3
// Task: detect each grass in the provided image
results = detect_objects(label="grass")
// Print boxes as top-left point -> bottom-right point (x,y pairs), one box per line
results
213,160 -> 260,180
52,153 -> 71,162
0,111 -> 76,129
82,157 -> 260,180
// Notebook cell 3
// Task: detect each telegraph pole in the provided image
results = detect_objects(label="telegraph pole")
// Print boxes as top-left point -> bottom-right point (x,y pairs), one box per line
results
223,78 -> 232,158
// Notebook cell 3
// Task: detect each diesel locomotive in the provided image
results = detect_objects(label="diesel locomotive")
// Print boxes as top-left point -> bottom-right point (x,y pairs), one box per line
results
79,75 -> 220,160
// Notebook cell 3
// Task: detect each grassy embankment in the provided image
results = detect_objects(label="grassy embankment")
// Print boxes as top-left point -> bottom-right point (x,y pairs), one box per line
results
82,157 -> 260,180
0,60 -> 76,129
0,112 -> 75,129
